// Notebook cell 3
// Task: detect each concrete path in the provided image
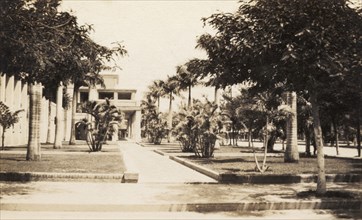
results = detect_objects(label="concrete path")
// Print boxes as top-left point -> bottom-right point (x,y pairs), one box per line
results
3,209 -> 359,219
1,181 -> 361,211
118,141 -> 216,183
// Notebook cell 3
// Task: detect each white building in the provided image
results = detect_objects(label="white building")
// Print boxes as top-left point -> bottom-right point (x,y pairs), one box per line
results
0,73 -> 141,147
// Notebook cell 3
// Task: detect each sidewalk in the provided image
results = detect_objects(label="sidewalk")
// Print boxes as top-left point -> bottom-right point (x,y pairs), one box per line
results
1,181 -> 361,212
119,141 -> 216,183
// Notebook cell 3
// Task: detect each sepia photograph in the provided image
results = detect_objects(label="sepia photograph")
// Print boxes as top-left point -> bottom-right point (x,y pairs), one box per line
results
1,0 -> 361,219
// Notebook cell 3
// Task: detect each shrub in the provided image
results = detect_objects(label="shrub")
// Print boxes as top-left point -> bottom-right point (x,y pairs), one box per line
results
80,99 -> 124,152
147,113 -> 168,145
174,99 -> 218,158
0,102 -> 23,150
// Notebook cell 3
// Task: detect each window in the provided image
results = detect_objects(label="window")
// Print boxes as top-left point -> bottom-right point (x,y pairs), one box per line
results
77,92 -> 89,112
118,92 -> 132,100
79,92 -> 89,103
99,92 -> 114,100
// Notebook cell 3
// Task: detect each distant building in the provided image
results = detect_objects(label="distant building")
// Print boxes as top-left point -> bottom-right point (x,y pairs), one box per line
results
72,73 -> 141,142
0,73 -> 141,147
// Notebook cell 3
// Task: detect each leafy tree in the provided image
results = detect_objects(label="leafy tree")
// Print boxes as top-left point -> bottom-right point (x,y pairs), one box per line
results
0,102 -> 23,150
1,0 -> 127,157
0,0 -> 83,160
80,99 -> 123,152
197,0 -> 362,195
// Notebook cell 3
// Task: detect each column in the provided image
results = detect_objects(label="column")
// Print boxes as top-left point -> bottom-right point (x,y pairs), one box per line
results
64,85 -> 73,141
0,75 -> 6,102
5,75 -> 14,146
13,79 -> 22,145
20,83 -> 29,145
132,110 -> 141,142
89,87 -> 98,101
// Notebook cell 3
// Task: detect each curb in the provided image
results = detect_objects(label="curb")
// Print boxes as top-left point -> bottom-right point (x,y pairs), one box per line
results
169,155 -> 220,180
168,155 -> 362,184
1,200 -> 361,212
118,143 -> 139,183
0,172 -> 123,182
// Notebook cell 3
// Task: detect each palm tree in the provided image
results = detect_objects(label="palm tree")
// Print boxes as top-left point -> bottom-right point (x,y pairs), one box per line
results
176,61 -> 199,108
54,83 -> 64,149
80,98 -> 123,152
69,72 -> 105,145
26,83 -> 43,161
147,80 -> 165,111
161,75 -> 179,142
141,94 -> 157,140
284,92 -> 299,163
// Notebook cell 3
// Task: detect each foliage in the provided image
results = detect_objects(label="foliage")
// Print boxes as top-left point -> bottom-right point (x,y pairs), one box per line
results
220,91 -> 247,146
197,0 -> 362,193
147,114 -> 168,145
174,98 -> 218,158
0,102 -> 23,150
146,80 -> 165,111
175,59 -> 200,107
80,99 -> 123,152
141,95 -> 168,144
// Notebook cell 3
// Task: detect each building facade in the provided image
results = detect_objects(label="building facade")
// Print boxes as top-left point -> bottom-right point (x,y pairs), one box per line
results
73,74 -> 141,142
0,73 -> 141,147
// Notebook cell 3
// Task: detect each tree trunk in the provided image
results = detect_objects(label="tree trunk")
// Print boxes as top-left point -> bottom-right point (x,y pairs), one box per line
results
332,119 -> 339,155
264,115 -> 269,149
357,119 -> 361,157
284,92 -> 299,163
214,87 -> 220,109
267,134 -> 276,153
46,99 -> 53,143
157,96 -> 160,112
1,128 -> 5,150
310,92 -> 326,196
305,126 -> 311,156
69,87 -> 78,145
357,97 -> 361,157
248,128 -> 252,147
26,83 -> 42,161
167,92 -> 172,143
345,127 -> 350,147
54,84 -> 64,149
188,85 -> 192,108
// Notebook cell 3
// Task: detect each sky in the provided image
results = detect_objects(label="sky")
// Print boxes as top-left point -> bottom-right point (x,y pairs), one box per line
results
60,0 -> 239,110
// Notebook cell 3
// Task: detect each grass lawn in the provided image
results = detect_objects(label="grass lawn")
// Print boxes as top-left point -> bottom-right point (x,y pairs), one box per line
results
150,141 -> 362,175
0,145 -> 126,174
184,155 -> 362,175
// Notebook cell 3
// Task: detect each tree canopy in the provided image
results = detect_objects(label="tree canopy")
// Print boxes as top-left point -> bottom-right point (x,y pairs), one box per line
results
0,0 -> 126,88
197,0 -> 362,95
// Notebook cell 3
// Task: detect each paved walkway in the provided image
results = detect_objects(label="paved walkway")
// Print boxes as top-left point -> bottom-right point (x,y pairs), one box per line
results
1,181 -> 361,220
118,141 -> 216,183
